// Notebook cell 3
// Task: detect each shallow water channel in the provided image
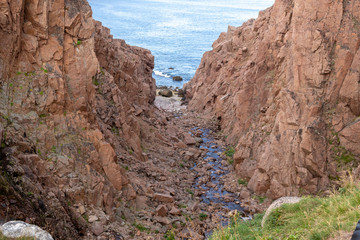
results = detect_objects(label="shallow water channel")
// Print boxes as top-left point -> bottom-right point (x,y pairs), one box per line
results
191,128 -> 246,237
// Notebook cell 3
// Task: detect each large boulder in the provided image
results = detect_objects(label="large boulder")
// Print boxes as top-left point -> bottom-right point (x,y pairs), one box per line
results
261,197 -> 301,227
159,89 -> 173,97
173,76 -> 183,81
0,221 -> 54,240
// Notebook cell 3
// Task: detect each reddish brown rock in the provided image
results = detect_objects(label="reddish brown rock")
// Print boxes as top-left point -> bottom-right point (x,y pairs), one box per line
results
155,205 -> 168,217
340,121 -> 360,156
91,221 -> 104,236
185,0 -> 360,199
175,141 -> 187,149
183,132 -> 196,145
154,193 -> 174,203
0,0 -> 157,238
169,207 -> 181,216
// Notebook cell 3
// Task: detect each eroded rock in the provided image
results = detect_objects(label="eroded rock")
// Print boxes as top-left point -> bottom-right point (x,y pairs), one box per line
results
185,0 -> 360,199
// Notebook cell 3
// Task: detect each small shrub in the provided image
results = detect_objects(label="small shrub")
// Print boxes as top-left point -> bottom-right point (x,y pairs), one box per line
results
199,213 -> 208,221
51,146 -> 56,153
92,76 -> 100,86
225,146 -> 235,157
164,230 -> 175,240
186,189 -> 194,196
238,178 -> 248,185
82,214 -> 89,222
178,203 -> 187,209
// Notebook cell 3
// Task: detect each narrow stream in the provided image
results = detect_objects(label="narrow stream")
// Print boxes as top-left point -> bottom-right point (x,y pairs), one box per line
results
191,128 -> 247,238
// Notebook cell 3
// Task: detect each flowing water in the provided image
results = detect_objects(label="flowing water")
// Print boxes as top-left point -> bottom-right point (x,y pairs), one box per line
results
191,128 -> 249,238
88,0 -> 274,88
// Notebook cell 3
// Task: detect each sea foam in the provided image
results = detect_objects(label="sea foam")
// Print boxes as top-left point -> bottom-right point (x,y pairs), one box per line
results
153,70 -> 171,78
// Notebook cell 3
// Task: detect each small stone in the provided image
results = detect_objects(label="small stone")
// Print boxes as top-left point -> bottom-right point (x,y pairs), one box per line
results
91,221 -> 104,236
195,137 -> 203,143
78,205 -> 86,215
154,193 -> 174,203
154,216 -> 171,225
169,207 -> 181,216
175,141 -> 187,149
191,202 -> 199,212
88,215 -> 98,223
183,132 -> 196,145
156,205 -> 168,217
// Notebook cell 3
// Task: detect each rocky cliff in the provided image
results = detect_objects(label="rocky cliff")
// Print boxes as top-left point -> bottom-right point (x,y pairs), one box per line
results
185,0 -> 360,199
0,0 -> 158,238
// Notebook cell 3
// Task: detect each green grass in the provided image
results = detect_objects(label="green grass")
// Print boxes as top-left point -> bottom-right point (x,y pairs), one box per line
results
132,223 -> 150,232
210,175 -> 360,240
0,232 -> 35,239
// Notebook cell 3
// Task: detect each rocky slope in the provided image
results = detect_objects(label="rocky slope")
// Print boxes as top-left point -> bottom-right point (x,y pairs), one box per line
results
185,0 -> 360,199
0,0 -> 164,238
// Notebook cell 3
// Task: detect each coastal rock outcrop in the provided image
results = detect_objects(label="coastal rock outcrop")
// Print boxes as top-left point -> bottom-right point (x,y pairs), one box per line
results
185,0 -> 360,199
0,0 -> 156,238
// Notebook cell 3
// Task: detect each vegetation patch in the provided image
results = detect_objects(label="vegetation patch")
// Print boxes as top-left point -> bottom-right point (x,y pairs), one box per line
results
199,213 -> 208,221
210,175 -> 360,240
238,178 -> 248,186
132,222 -> 150,233
225,146 -> 235,157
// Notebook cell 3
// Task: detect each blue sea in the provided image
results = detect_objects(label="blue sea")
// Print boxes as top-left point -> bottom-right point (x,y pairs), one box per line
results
88,0 -> 274,88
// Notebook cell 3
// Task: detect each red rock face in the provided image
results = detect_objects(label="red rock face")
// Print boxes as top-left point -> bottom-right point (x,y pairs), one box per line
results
0,0 -> 156,238
185,0 -> 360,199
93,21 -> 156,161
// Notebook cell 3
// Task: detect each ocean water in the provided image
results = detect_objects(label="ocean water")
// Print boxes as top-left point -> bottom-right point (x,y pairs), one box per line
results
88,0 -> 275,88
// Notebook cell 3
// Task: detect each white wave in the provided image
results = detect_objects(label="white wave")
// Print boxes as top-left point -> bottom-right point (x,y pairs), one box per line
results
153,70 -> 171,78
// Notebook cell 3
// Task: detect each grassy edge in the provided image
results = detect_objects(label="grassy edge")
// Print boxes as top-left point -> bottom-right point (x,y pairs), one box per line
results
210,176 -> 360,240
